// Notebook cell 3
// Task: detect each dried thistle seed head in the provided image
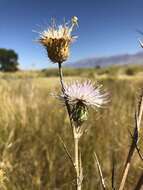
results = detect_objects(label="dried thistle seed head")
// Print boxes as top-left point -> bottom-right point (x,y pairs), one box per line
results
39,17 -> 78,63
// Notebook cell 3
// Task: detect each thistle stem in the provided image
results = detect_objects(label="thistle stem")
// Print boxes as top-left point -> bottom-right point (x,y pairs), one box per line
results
58,62 -> 65,92
118,145 -> 135,190
58,62 -> 82,190
58,62 -> 73,128
74,136 -> 81,190
119,93 -> 143,190
134,172 -> 143,190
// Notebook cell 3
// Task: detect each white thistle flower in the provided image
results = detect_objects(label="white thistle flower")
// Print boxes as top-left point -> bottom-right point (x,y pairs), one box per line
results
60,80 -> 109,109
58,80 -> 109,126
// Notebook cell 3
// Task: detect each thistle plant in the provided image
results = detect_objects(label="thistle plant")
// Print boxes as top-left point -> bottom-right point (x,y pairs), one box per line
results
117,40 -> 143,190
38,17 -> 108,189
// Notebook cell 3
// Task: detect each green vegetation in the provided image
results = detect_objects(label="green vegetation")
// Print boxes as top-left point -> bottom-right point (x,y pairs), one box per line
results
43,64 -> 143,78
0,66 -> 142,189
0,64 -> 142,79
0,49 -> 19,72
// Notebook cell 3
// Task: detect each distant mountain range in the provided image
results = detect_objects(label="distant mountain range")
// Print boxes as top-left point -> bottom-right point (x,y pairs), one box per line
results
67,51 -> 143,68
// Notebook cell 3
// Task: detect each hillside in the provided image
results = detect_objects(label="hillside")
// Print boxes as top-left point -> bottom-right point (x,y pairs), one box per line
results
68,51 -> 143,68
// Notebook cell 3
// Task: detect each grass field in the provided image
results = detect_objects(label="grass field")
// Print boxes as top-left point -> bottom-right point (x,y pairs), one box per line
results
0,65 -> 143,189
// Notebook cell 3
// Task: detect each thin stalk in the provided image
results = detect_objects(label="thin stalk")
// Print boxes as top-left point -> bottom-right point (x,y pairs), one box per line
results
134,172 -> 143,190
118,144 -> 135,190
93,152 -> 106,190
58,62 -> 73,128
58,62 -> 65,92
119,93 -> 143,190
74,136 -> 81,190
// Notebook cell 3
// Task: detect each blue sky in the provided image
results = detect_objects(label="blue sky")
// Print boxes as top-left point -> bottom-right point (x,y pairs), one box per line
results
0,0 -> 143,69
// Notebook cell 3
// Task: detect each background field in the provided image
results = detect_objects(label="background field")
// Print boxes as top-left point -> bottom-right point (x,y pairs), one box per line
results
0,65 -> 143,189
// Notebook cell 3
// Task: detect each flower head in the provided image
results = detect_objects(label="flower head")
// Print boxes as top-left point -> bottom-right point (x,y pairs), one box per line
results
61,80 -> 108,108
59,80 -> 109,125
39,17 -> 78,63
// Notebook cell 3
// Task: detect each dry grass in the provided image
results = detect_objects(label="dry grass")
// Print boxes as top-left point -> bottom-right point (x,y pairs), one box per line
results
0,73 -> 142,189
